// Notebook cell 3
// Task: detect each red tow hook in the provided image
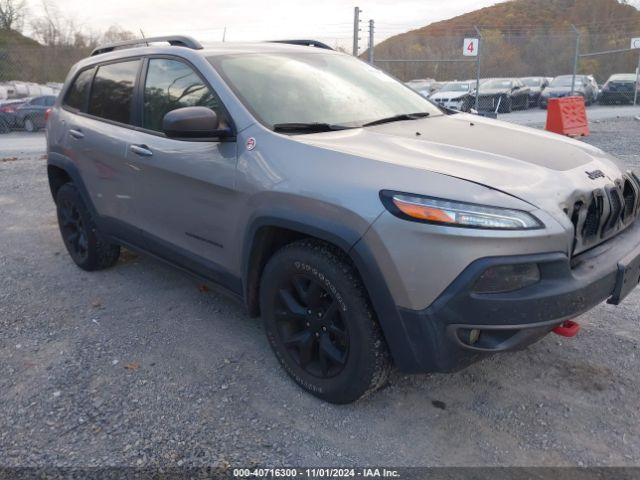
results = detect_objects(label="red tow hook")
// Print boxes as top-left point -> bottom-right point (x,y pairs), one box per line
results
552,320 -> 581,338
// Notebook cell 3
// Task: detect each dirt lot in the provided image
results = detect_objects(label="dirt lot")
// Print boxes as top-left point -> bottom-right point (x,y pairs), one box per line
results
1,119 -> 639,468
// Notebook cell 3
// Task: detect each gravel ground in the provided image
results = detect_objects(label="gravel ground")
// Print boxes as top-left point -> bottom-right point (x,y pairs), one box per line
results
1,119 -> 640,469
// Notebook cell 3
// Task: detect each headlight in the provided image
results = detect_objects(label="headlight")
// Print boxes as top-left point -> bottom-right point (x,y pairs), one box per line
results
380,191 -> 543,230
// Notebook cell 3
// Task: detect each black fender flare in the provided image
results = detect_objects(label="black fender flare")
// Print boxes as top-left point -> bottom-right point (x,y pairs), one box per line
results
47,153 -> 98,218
242,213 -> 420,372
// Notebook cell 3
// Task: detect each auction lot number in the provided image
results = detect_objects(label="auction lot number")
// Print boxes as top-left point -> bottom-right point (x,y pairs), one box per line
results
234,468 -> 400,478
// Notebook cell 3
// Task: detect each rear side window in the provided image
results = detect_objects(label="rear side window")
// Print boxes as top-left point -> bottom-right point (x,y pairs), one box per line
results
143,58 -> 220,132
64,68 -> 94,111
88,60 -> 140,125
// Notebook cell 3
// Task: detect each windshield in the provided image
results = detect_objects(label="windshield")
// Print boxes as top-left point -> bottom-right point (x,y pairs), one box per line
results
551,76 -> 583,87
440,82 -> 470,92
609,74 -> 636,82
521,77 -> 542,87
208,53 -> 441,129
481,79 -> 513,89
407,80 -> 432,89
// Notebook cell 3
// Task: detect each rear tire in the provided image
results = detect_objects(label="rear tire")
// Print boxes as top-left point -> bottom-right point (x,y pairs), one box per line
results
259,239 -> 391,404
55,183 -> 120,271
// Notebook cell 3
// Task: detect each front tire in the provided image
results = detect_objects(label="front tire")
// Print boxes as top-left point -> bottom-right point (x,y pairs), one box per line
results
24,117 -> 36,132
55,183 -> 120,271
259,240 -> 391,404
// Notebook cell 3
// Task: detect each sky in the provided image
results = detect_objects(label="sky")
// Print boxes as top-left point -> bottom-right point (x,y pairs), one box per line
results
25,0 -> 512,50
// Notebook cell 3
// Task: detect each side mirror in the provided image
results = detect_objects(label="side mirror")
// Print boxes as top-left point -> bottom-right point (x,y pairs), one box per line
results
162,106 -> 232,140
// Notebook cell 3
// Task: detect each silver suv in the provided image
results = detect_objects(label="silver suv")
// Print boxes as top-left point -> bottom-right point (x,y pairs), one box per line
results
47,36 -> 640,404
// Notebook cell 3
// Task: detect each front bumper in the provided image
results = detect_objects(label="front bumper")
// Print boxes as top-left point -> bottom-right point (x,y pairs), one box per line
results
388,218 -> 640,373
433,98 -> 466,110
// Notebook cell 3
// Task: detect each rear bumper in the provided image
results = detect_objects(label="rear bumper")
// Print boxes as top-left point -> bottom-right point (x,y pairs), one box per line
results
389,219 -> 640,373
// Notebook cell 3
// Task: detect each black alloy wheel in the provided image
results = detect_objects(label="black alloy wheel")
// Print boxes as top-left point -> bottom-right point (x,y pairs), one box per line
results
58,197 -> 89,264
259,239 -> 391,403
274,273 -> 350,379
55,183 -> 120,271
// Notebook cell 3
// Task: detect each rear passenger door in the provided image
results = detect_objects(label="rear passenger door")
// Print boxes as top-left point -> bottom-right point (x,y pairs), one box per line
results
130,57 -> 238,280
63,59 -> 144,240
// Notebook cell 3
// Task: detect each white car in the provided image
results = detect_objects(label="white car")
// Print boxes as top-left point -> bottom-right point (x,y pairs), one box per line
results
429,81 -> 473,111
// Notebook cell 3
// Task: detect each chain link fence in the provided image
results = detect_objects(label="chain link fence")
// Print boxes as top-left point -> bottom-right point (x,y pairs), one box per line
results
371,27 -> 640,113
0,45 -> 87,133
2,30 -> 640,134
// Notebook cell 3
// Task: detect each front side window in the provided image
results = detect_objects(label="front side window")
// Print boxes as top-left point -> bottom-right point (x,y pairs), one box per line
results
88,60 -> 140,124
64,68 -> 94,111
209,53 -> 441,129
143,58 -> 220,132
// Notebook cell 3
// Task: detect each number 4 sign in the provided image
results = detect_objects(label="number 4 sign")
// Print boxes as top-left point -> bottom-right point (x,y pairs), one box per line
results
463,38 -> 479,57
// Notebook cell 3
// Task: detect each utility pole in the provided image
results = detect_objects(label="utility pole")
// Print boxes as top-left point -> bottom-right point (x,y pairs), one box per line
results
353,7 -> 362,56
474,26 -> 482,112
571,24 -> 581,96
635,52 -> 640,106
368,19 -> 375,64
222,26 -> 227,42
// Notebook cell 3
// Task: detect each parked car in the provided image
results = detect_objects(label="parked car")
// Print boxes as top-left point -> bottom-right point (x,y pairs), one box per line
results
16,95 -> 57,131
0,112 -> 11,133
471,78 -> 531,113
406,78 -> 437,98
539,75 -> 598,108
429,81 -> 474,111
0,85 -> 10,100
521,76 -> 550,106
599,74 -> 639,104
0,99 -> 28,130
48,37 -> 640,404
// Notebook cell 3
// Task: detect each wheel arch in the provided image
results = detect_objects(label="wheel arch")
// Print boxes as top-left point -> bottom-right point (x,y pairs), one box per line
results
47,154 -> 97,217
242,216 -> 361,318
242,215 -> 419,372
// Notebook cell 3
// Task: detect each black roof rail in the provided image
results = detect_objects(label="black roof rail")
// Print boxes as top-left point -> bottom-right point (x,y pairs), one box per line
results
269,40 -> 333,50
91,35 -> 203,57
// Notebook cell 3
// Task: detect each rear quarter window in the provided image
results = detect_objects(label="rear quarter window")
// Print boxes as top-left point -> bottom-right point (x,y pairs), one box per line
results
88,60 -> 140,125
64,68 -> 95,111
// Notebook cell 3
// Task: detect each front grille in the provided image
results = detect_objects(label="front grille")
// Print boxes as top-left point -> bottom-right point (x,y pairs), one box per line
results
569,173 -> 640,254
604,188 -> 623,234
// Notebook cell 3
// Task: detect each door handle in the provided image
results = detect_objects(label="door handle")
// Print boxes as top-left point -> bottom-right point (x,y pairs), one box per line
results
130,144 -> 153,157
69,129 -> 84,139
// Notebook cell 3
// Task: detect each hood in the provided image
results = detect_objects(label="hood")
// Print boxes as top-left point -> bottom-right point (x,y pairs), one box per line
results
292,113 -> 626,226
430,91 -> 469,101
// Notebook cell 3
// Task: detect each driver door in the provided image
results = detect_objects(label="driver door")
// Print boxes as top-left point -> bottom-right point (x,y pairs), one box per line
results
130,57 -> 239,280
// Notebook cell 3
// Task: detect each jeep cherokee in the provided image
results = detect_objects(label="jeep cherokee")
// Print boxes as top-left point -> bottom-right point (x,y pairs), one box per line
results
47,36 -> 640,404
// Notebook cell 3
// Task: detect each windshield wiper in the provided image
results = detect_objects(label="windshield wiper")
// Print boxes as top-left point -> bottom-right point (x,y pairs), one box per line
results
273,123 -> 356,133
362,112 -> 430,127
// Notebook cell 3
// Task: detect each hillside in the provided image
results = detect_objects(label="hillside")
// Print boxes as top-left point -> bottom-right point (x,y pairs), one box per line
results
0,28 -> 40,47
371,0 -> 640,82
